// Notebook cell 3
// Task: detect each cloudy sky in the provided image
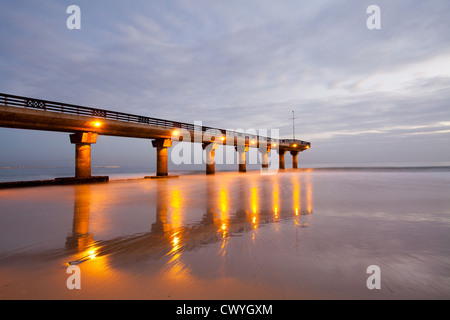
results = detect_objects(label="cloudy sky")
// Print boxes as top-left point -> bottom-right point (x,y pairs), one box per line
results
0,0 -> 449,169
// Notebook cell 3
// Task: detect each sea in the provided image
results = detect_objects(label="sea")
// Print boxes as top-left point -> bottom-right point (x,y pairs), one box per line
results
0,166 -> 449,299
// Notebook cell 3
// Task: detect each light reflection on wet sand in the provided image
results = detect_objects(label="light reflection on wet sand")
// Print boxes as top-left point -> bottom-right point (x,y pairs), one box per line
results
0,169 -> 449,299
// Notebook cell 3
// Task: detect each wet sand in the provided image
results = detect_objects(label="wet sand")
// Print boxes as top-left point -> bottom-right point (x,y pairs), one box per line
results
0,169 -> 449,299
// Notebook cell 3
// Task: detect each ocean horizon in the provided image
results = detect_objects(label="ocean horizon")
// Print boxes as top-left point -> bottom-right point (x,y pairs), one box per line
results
1,164 -> 450,183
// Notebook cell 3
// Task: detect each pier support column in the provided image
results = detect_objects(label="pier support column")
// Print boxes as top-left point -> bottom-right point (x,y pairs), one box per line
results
279,149 -> 286,170
260,146 -> 271,170
70,132 -> 97,178
152,138 -> 173,177
235,145 -> 249,173
290,151 -> 299,169
203,143 -> 218,175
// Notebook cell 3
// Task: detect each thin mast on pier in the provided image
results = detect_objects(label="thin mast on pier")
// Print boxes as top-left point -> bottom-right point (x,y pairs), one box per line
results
290,110 -> 298,140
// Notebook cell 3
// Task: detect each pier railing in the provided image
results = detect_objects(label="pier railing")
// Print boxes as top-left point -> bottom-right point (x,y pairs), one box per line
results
0,93 -> 196,131
0,93 -> 310,147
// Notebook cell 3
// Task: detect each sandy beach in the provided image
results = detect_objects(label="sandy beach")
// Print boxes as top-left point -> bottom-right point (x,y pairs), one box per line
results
0,168 -> 449,299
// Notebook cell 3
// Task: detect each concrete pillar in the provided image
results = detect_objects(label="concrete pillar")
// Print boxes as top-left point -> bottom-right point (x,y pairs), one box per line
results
290,150 -> 299,169
203,143 -> 218,175
260,146 -> 271,169
70,132 -> 97,178
157,147 -> 168,176
235,145 -> 249,173
279,149 -> 286,170
152,139 -> 173,176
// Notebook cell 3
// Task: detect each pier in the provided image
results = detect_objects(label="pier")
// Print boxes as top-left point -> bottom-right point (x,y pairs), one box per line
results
0,93 -> 311,181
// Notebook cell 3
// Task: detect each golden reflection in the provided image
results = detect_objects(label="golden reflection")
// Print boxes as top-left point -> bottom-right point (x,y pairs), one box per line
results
251,187 -> 258,214
167,188 -> 184,255
64,170 -> 314,276
273,181 -> 279,219
66,185 -> 112,272
169,189 -> 182,229
219,188 -> 228,215
87,248 -> 97,260
153,181 -> 192,281
170,232 -> 182,254
215,184 -> 230,256
293,177 -> 300,216
251,186 -> 258,229
154,181 -> 185,256
219,187 -> 228,224
211,185 -> 230,239
172,235 -> 180,247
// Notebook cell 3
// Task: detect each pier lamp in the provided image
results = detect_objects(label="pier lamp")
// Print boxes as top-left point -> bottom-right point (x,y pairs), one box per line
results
272,143 -> 277,147
293,143 -> 297,147
92,121 -> 102,128
172,129 -> 180,136
221,136 -> 226,142
251,140 -> 256,145
305,145 -> 310,149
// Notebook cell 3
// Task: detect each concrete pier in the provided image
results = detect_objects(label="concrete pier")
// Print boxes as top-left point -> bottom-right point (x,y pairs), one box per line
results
290,150 -> 299,169
260,146 -> 270,169
1,93 -> 312,181
236,145 -> 249,173
203,143 -> 218,175
70,132 -> 97,178
152,138 -> 173,177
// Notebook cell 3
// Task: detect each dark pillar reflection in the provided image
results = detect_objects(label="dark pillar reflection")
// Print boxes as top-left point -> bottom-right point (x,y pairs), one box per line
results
202,176 -> 216,226
66,185 -> 94,251
152,180 -> 169,235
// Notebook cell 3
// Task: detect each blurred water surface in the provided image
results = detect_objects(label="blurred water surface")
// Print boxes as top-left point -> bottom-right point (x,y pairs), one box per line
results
0,168 -> 449,299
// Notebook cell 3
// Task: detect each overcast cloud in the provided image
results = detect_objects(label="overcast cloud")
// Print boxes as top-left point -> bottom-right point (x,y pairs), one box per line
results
0,0 -> 449,168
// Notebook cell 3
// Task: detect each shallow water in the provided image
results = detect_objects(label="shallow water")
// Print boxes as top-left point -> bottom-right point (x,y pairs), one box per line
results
0,169 -> 449,299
